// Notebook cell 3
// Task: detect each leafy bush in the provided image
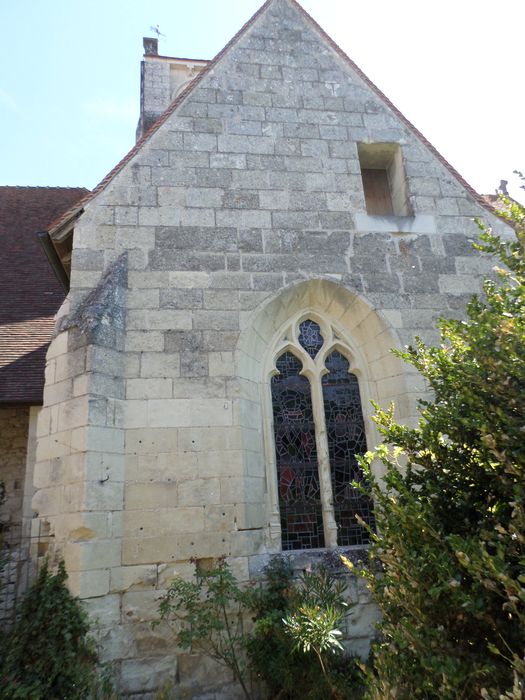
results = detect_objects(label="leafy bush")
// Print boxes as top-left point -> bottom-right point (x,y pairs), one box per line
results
0,559 -> 113,700
357,196 -> 525,698
157,557 -> 252,699
157,556 -> 365,699
246,557 -> 364,699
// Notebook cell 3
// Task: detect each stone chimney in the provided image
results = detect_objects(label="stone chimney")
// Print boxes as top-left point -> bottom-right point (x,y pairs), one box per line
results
136,39 -> 209,142
136,37 -> 171,141
143,37 -> 158,56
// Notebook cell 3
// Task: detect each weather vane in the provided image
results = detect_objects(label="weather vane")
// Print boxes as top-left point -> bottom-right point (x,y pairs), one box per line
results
150,25 -> 167,41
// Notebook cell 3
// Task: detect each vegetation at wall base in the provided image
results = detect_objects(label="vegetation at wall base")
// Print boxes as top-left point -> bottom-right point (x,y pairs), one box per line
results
0,559 -> 113,700
157,555 -> 365,699
356,190 -> 525,699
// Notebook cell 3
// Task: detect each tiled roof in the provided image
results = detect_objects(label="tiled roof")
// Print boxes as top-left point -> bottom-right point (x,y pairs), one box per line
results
49,0 -> 499,234
0,186 -> 88,404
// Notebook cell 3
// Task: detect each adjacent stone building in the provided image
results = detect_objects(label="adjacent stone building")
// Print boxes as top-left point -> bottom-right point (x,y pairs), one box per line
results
0,186 -> 88,624
1,0 -> 513,696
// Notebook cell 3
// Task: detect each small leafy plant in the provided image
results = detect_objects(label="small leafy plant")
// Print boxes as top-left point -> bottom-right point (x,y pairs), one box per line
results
157,556 -> 365,700
156,557 -> 252,699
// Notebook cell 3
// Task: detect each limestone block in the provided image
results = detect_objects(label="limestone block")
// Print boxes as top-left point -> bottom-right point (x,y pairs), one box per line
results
126,378 -> 172,400
36,406 -> 52,438
44,379 -> 73,406
46,330 -> 69,360
86,427 -> 125,454
96,624 -> 136,662
204,504 -> 236,533
121,400 -> 149,429
57,396 -> 89,432
196,450 -> 243,478
126,428 -> 178,454
82,593 -> 121,623
178,426 -> 242,452
125,331 -> 164,352
125,482 -> 178,510
33,459 -> 62,489
178,654 -> 232,692
230,529 -> 265,557
140,352 -> 180,378
122,589 -> 165,623
127,288 -> 160,309
81,480 -> 124,512
67,568 -> 110,598
54,511 -> 110,541
171,377 -> 226,399
439,274 -> 481,295
176,531 -> 231,560
346,602 -> 382,640
54,347 -> 86,382
65,538 -> 121,571
235,502 -> 266,530
120,656 -> 176,695
208,352 -> 235,377
128,271 -> 170,288
178,478 -> 221,507
122,535 -> 179,565
73,374 -> 89,397
123,507 -> 204,538
127,309 -> 192,331
110,564 -> 158,592
111,510 -> 123,537
148,399 -> 233,428
220,476 -> 264,504
32,485 -> 61,517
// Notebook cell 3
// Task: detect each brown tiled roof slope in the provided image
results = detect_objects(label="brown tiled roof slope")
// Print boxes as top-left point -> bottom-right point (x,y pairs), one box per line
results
0,186 -> 88,404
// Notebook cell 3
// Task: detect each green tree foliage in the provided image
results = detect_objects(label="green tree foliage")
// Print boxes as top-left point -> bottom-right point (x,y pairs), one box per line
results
0,560 -> 113,700
358,194 -> 525,699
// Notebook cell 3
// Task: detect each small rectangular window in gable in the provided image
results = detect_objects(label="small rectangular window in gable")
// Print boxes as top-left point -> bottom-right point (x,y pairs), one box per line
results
358,143 -> 411,216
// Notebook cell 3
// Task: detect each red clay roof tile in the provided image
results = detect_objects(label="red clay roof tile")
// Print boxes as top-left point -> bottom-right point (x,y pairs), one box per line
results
0,186 -> 88,403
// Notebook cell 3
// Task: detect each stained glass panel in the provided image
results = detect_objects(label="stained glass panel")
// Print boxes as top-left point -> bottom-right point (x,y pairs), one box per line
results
298,320 -> 324,359
322,351 -> 374,545
271,352 -> 324,550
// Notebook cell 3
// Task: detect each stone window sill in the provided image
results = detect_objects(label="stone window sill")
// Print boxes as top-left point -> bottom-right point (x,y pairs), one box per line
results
354,213 -> 436,235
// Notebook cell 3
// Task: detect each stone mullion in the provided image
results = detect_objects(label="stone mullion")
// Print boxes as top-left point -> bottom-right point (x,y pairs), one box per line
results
309,371 -> 338,549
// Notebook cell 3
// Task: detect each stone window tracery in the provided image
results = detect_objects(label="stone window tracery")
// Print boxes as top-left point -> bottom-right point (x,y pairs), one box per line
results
269,316 -> 374,550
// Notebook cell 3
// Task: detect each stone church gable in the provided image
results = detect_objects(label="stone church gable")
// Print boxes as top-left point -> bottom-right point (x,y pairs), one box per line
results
29,0 -> 513,695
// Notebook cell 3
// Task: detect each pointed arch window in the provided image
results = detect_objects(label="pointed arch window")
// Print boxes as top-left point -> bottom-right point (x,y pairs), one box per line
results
270,318 -> 374,550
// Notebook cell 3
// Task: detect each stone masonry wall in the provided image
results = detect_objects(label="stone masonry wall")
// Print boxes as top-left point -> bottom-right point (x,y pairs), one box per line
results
0,407 -> 29,544
34,0 -> 514,696
0,406 -> 29,626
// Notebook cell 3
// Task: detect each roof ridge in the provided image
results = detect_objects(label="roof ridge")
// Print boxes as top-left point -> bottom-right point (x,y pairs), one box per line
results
48,0 -> 499,232
0,185 -> 89,191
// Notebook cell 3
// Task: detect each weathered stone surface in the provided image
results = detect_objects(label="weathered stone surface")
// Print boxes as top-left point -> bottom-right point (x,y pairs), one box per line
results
28,0 -> 515,696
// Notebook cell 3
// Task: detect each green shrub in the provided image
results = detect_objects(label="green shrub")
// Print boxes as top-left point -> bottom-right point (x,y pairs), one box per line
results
157,556 -> 365,700
357,193 -> 525,698
246,557 -> 364,700
0,559 -> 113,700
157,557 -> 252,699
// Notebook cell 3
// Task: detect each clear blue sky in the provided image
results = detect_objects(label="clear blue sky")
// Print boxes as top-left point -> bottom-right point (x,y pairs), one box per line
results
1,0 -> 523,201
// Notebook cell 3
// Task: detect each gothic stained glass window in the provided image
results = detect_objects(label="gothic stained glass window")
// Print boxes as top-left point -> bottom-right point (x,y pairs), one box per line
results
270,318 -> 374,551
271,352 -> 325,550
322,351 -> 374,545
298,320 -> 324,359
